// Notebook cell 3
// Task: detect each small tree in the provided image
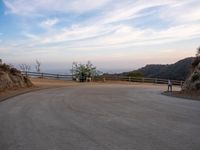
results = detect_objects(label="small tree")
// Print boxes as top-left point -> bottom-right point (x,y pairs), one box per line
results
35,60 -> 41,73
71,61 -> 100,82
196,47 -> 200,57
192,46 -> 200,68
19,64 -> 31,72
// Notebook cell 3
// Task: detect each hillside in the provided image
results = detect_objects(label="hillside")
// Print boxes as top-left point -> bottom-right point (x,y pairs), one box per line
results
110,57 -> 194,81
0,61 -> 33,92
137,57 -> 194,80
182,51 -> 200,92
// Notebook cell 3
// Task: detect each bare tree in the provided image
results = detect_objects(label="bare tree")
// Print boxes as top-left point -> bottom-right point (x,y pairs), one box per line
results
192,46 -> 200,68
196,46 -> 200,57
19,64 -> 31,72
35,60 -> 41,73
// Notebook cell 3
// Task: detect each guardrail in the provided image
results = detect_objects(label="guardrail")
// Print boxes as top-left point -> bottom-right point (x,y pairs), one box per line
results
22,71 -> 184,86
22,71 -> 72,80
93,76 -> 184,86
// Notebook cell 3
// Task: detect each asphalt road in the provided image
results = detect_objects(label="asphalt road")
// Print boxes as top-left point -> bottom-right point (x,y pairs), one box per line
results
0,84 -> 200,150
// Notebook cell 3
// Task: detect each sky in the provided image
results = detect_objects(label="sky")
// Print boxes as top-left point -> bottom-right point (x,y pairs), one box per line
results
0,0 -> 200,73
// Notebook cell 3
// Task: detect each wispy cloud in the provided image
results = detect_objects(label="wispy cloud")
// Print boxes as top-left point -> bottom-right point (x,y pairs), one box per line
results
40,18 -> 59,29
1,0 -> 200,70
3,0 -> 111,15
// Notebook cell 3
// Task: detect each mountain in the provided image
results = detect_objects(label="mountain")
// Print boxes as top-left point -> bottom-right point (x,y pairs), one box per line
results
137,57 -> 194,80
110,57 -> 194,81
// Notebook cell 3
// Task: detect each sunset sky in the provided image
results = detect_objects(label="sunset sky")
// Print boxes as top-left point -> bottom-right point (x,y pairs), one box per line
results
0,0 -> 199,73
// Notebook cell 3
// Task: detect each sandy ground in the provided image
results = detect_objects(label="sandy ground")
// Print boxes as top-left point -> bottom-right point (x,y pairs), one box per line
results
31,78 -> 79,88
0,78 -> 181,102
0,78 -> 79,101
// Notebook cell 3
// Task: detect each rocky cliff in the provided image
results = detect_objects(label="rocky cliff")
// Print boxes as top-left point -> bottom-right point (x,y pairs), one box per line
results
182,57 -> 200,93
0,62 -> 33,92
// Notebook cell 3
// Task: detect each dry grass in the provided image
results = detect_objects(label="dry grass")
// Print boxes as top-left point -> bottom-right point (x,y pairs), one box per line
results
0,78 -> 79,101
31,78 -> 79,88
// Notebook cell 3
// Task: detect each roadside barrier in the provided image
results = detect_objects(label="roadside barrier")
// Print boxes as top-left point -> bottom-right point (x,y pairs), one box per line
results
22,71 -> 184,86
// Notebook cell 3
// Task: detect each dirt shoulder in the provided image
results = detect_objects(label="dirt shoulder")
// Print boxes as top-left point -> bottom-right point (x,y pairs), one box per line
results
0,78 -> 79,102
163,91 -> 200,101
0,78 -> 182,102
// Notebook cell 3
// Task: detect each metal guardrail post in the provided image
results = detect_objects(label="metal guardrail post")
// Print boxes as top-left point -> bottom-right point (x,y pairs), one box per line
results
155,78 -> 157,84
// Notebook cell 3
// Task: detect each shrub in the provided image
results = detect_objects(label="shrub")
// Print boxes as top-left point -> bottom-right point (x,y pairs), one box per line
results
10,68 -> 21,75
128,71 -> 144,78
192,57 -> 200,67
191,72 -> 200,82
0,63 -> 11,72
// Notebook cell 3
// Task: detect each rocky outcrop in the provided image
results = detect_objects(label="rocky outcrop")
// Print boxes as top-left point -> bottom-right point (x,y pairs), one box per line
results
0,63 -> 33,92
182,57 -> 200,92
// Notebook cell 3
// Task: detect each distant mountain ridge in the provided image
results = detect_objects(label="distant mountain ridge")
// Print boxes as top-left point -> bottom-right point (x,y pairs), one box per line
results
114,57 -> 194,81
137,57 -> 194,80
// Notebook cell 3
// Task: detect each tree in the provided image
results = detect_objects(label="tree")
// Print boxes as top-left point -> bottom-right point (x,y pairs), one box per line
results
19,64 -> 31,72
128,71 -> 144,78
71,61 -> 100,82
35,60 -> 41,73
196,46 -> 200,57
192,46 -> 200,68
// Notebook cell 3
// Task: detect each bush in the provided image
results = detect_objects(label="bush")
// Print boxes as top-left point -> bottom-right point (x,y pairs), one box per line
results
10,68 -> 21,75
192,57 -> 200,67
191,72 -> 200,82
0,63 -> 11,72
128,71 -> 144,78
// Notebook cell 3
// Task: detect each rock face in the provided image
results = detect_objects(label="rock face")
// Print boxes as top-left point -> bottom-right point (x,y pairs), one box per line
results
182,57 -> 200,92
0,63 -> 33,92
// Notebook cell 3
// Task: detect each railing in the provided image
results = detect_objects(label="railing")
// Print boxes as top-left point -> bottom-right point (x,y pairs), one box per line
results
22,71 -> 184,86
22,71 -> 72,80
93,76 -> 184,86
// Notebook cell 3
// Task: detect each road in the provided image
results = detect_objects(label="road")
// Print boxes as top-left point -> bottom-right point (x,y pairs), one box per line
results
0,84 -> 200,150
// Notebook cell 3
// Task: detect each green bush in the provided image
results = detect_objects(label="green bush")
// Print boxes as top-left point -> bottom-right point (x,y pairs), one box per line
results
191,72 -> 200,82
128,71 -> 144,78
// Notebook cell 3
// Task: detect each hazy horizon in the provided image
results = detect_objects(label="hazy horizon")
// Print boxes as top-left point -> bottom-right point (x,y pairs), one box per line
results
0,0 -> 199,74
1,55 -> 193,75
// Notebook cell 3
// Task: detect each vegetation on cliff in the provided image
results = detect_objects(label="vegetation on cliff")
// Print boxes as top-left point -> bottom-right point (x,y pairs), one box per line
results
0,60 -> 33,92
182,47 -> 200,92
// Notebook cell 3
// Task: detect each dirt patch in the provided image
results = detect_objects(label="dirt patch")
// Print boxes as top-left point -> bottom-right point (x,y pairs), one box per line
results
31,78 -> 79,88
0,78 -> 79,102
163,91 -> 200,101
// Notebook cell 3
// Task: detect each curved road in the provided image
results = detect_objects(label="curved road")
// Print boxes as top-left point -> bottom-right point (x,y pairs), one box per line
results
0,84 -> 200,150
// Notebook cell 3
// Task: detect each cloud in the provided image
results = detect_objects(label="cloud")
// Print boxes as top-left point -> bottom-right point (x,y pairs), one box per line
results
21,21 -> 200,50
2,0 -> 200,68
3,0 -> 111,16
99,0 -> 177,24
40,18 -> 59,28
159,0 -> 200,24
